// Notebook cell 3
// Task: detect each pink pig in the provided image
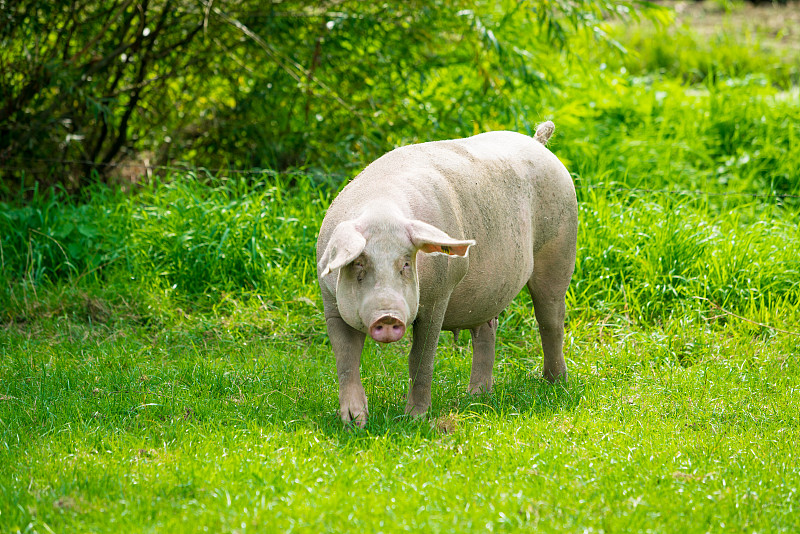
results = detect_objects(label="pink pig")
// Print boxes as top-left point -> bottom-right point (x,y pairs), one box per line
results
317,122 -> 577,426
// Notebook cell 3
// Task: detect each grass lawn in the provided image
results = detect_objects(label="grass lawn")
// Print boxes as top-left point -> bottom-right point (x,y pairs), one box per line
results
2,315 -> 799,532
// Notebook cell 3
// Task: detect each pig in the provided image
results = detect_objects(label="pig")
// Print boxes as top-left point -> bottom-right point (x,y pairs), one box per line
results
316,121 -> 577,426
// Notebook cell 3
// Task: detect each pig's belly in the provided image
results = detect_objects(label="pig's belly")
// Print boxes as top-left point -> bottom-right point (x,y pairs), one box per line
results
441,257 -> 533,331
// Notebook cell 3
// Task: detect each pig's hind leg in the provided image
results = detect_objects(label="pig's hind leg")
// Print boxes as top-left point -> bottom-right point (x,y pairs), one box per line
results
467,317 -> 498,394
527,235 -> 576,383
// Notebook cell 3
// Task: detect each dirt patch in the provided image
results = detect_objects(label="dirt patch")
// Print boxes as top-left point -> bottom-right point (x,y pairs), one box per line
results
670,1 -> 800,55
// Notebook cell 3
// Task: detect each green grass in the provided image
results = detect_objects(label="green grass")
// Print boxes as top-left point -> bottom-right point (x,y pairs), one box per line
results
2,318 -> 798,532
3,6 -> 800,533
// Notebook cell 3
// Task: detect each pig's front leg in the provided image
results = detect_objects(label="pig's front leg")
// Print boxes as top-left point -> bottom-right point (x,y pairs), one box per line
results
468,317 -> 498,394
405,303 -> 448,417
326,316 -> 368,427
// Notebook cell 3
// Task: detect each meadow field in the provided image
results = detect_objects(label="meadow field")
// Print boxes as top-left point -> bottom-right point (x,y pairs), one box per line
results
2,2 -> 800,532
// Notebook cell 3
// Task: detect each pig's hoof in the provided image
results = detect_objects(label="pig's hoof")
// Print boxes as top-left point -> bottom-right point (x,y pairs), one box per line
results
339,391 -> 368,428
340,406 -> 368,428
404,403 -> 430,418
543,369 -> 568,384
467,382 -> 492,395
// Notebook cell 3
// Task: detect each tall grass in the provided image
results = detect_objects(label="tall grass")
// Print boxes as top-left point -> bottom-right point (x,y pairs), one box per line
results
550,81 -> 800,200
0,184 -> 128,286
3,174 -> 798,335
3,80 -> 800,330
126,172 -> 332,297
571,193 -> 800,322
610,22 -> 800,89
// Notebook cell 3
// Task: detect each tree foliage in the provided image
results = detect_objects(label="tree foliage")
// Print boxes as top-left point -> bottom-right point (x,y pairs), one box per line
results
0,0 -> 664,190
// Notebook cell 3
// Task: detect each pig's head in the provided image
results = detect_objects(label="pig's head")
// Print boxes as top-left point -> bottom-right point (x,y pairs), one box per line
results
319,213 -> 474,343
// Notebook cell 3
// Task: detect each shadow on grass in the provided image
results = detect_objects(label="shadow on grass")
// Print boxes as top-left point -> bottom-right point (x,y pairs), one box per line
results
308,372 -> 587,445
449,374 -> 585,418
1,324 -> 587,451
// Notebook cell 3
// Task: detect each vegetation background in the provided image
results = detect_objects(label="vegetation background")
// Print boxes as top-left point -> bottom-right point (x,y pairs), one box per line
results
1,0 -> 799,532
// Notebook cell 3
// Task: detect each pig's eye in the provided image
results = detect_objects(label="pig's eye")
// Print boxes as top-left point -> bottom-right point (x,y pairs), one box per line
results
353,260 -> 366,282
400,261 -> 411,276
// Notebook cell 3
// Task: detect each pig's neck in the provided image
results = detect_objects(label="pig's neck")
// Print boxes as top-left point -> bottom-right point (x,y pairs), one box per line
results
358,201 -> 409,223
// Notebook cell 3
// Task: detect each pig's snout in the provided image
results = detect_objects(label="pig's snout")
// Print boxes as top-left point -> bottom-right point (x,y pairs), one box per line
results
369,315 -> 406,343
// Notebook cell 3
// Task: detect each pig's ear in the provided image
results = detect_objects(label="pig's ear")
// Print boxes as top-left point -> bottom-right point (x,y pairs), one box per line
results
407,220 -> 475,257
319,221 -> 367,277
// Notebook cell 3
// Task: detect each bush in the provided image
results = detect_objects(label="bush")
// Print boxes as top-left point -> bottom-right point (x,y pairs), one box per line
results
1,0 -> 665,191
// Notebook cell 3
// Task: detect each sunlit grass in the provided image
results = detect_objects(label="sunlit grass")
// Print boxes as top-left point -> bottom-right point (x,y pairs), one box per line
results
2,317 -> 798,532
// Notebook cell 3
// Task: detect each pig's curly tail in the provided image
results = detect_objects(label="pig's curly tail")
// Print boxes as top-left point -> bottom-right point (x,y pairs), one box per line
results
534,121 -> 555,145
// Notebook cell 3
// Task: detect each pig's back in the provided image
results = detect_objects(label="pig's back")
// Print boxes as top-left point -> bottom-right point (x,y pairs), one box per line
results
326,131 -> 575,330
401,132 -> 574,329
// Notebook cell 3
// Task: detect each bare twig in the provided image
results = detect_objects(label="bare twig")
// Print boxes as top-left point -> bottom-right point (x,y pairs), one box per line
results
69,0 -> 135,64
29,229 -> 74,273
203,0 -> 358,115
